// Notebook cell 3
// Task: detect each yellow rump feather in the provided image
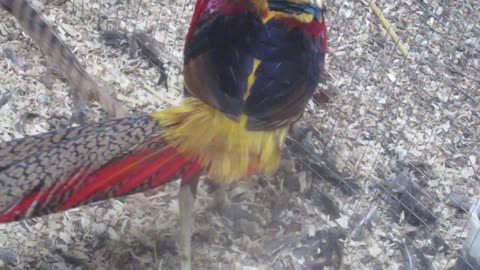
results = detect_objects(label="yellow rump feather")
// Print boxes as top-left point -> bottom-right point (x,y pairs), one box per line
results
151,98 -> 289,183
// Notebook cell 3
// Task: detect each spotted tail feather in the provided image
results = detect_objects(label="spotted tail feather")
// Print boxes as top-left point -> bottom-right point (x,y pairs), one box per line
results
0,115 -> 202,223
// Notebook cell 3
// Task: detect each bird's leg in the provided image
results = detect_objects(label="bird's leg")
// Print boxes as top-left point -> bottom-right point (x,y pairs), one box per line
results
213,182 -> 228,211
177,177 -> 199,270
210,181 -> 263,225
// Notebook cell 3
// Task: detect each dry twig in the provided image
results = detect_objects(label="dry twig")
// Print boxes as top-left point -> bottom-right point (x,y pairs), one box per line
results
369,1 -> 409,58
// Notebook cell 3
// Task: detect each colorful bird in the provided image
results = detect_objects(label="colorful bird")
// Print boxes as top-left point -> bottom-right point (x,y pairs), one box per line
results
0,0 -> 327,269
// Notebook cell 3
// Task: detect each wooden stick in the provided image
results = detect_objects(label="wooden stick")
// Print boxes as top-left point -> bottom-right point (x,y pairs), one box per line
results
369,1 -> 409,59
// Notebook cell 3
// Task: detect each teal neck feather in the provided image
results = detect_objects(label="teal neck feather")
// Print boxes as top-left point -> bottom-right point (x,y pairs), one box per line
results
267,0 -> 324,20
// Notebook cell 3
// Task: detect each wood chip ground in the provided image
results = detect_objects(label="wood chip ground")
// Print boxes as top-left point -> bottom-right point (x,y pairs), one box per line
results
0,0 -> 478,269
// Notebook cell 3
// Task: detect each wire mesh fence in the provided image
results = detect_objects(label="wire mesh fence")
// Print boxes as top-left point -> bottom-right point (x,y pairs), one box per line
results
0,0 -> 478,269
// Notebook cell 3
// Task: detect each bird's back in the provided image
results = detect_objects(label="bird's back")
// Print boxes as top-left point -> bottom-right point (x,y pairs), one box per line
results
183,0 -> 327,130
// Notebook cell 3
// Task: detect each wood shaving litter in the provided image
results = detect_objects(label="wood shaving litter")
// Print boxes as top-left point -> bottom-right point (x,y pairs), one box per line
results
0,0 -> 478,269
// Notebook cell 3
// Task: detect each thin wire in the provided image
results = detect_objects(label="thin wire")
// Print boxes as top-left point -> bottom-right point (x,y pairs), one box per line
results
58,0 -> 479,268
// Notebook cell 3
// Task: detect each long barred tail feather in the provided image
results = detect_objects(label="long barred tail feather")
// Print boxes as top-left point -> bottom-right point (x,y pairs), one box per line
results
0,0 -> 129,117
0,115 -> 202,223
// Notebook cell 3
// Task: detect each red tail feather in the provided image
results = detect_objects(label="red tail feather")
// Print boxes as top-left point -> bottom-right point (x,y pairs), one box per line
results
60,147 -> 178,210
0,147 -> 202,222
